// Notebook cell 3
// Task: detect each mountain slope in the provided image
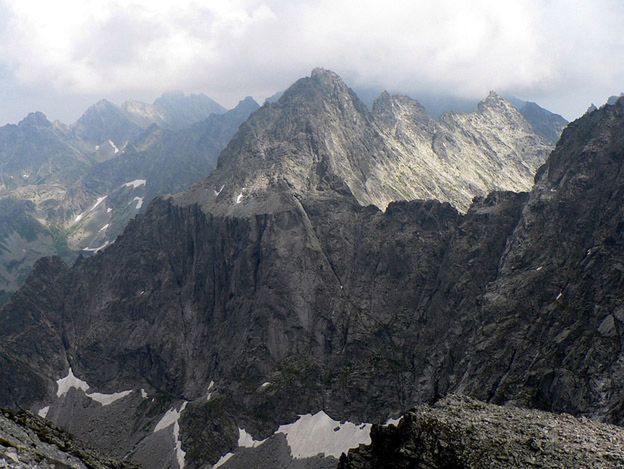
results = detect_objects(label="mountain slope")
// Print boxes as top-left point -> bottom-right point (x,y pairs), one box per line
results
178,69 -> 551,214
0,97 -> 259,301
0,76 -> 619,469
123,92 -> 227,130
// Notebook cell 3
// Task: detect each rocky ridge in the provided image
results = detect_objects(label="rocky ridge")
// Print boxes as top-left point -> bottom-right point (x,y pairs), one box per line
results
338,395 -> 624,468
178,69 -> 552,215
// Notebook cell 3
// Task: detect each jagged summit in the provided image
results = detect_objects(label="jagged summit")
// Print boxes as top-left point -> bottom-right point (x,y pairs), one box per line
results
606,92 -> 624,105
18,111 -> 51,128
72,99 -> 142,144
175,68 -> 551,215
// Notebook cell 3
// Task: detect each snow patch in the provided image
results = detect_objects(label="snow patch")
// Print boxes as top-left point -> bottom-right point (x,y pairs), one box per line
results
95,145 -> 100,150
88,390 -> 133,406
154,402 -> 188,469
56,368 -> 133,406
207,380 -> 215,401
384,417 -> 401,426
82,241 -> 111,253
91,196 -> 107,211
536,266 -> 543,271
38,406 -> 50,418
277,411 -> 371,459
123,179 -> 146,189
238,428 -> 266,448
133,197 -> 144,209
213,453 -> 233,468
141,389 -> 148,399
106,207 -> 112,213
108,139 -> 119,154
98,224 -> 109,232
556,292 -> 563,300
214,185 -> 225,197
235,188 -> 245,204
56,367 -> 89,397
260,382 -> 271,389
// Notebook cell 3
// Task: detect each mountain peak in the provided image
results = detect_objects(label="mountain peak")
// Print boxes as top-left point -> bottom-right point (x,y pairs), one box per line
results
91,99 -> 118,112
310,67 -> 341,80
477,91 -> 519,116
18,111 -> 51,128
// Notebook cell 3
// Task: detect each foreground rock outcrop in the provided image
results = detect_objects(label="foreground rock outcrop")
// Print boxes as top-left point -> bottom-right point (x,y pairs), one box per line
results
339,395 -> 624,468
0,407 -> 134,468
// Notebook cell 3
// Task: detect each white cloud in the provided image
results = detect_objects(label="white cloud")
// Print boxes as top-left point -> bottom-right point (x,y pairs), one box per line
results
0,0 -> 622,120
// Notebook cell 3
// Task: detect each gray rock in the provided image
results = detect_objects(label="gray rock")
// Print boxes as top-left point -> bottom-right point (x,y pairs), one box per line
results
339,395 -> 624,468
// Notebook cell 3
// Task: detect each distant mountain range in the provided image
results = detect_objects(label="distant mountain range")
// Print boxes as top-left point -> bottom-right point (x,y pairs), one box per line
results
0,93 -> 259,302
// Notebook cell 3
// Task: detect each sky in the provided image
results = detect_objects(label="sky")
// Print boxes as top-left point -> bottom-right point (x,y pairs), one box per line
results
0,0 -> 622,125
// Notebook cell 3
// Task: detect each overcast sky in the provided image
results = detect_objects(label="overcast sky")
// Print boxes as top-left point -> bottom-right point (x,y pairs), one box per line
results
0,0 -> 622,125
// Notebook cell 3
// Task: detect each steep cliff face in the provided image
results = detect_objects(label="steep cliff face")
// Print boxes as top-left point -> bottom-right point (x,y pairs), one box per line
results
0,73 -> 617,469
453,96 -> 624,419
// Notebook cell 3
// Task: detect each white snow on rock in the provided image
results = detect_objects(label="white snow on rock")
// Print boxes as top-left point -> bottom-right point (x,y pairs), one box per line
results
154,402 -> 188,469
236,188 -> 246,204
56,368 -> 133,406
556,292 -> 563,300
123,179 -> 146,189
214,185 -> 225,197
141,389 -> 148,399
213,453 -> 233,468
74,196 -> 107,224
260,382 -> 271,389
207,381 -> 215,401
384,417 -> 401,426
238,428 -> 266,448
108,139 -> 120,154
87,390 -> 133,406
38,406 -> 50,418
56,367 -> 90,397
106,207 -> 113,213
98,224 -> 109,232
82,241 -> 111,253
536,266 -> 543,271
133,197 -> 144,209
91,196 -> 107,211
277,411 -> 371,459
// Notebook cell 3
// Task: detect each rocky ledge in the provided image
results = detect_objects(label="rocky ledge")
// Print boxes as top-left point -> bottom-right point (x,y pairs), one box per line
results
0,407 -> 135,468
338,395 -> 624,468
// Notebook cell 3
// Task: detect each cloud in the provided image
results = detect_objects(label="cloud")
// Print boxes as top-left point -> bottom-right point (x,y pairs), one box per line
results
0,0 -> 622,121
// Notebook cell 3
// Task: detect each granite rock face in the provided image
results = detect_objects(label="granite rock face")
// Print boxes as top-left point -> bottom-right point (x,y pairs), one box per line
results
0,74 -> 618,469
181,69 -> 551,215
338,395 -> 624,468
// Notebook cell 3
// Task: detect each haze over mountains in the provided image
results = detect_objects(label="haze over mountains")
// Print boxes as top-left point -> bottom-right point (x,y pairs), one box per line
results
0,71 -> 566,304
0,93 -> 260,302
3,67 -> 624,468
